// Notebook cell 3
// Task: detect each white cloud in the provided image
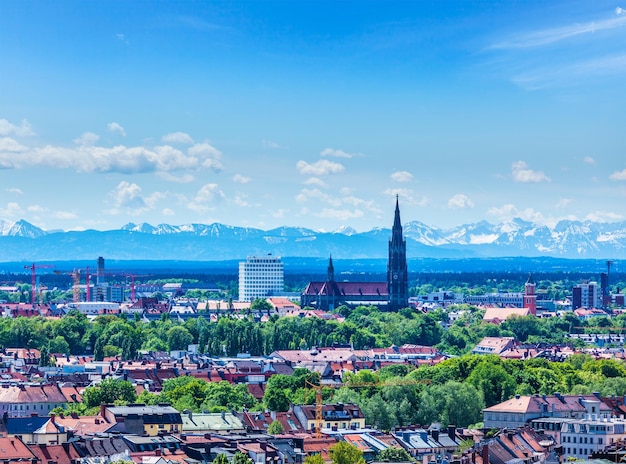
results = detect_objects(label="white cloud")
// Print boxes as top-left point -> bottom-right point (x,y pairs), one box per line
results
162,208 -> 175,216
5,188 -> 23,195
162,132 -> 194,144
0,202 -> 22,217
271,208 -> 288,218
234,194 -> 250,207
490,12 -> 626,49
303,177 -> 328,188
609,169 -> 626,181
73,132 -> 100,147
448,194 -> 474,209
384,188 -> 429,206
0,137 -> 28,154
320,148 -> 359,159
296,159 -> 345,176
54,211 -> 78,220
0,138 -> 224,174
296,188 -> 341,207
390,171 -> 414,183
556,198 -> 572,208
158,172 -> 195,183
618,7 -> 625,15
233,174 -> 251,184
108,181 -> 164,213
262,139 -> 281,149
487,204 -> 552,225
585,211 -> 624,222
27,205 -> 46,213
512,161 -> 551,183
0,118 -> 35,137
188,183 -> 225,213
107,122 -> 126,136
583,156 -> 596,165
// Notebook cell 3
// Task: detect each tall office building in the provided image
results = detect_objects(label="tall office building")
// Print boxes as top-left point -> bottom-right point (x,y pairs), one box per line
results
572,281 -> 601,309
238,255 -> 284,302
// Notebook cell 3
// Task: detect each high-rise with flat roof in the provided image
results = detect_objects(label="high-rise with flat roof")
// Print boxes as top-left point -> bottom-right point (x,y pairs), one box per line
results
238,255 -> 284,302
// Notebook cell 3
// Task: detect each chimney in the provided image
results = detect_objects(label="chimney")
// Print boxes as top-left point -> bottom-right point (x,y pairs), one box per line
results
432,429 -> 440,442
481,444 -> 489,464
448,425 -> 456,440
100,403 -> 107,418
50,413 -> 56,424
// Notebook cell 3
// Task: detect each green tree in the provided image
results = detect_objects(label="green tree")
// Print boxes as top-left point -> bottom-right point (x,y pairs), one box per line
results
213,454 -> 230,464
82,379 -> 138,408
166,326 -> 194,351
267,420 -> 285,435
377,447 -> 413,462
330,442 -> 366,464
48,335 -> 70,355
304,455 -> 324,464
233,452 -> 250,464
466,361 -> 516,407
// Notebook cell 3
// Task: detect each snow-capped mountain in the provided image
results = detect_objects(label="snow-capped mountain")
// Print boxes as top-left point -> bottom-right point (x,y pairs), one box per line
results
2,218 -> 626,260
0,219 -> 46,238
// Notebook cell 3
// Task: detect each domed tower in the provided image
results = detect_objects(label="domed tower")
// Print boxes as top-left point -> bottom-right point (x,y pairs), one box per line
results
387,196 -> 409,310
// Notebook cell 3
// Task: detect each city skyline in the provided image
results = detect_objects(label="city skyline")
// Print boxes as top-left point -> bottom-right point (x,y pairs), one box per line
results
1,1 -> 625,233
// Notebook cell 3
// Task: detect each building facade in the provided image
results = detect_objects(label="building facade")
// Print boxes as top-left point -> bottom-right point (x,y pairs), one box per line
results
238,255 -> 284,302
572,281 -> 601,309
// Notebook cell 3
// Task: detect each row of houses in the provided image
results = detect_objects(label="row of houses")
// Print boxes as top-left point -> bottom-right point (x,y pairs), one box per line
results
0,400 -> 557,464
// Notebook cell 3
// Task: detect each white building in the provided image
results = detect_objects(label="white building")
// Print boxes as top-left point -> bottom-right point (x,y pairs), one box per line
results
559,416 -> 626,460
573,281 -> 601,309
238,255 -> 284,302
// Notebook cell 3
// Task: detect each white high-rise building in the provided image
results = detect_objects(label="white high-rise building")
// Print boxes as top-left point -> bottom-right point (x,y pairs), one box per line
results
238,255 -> 284,302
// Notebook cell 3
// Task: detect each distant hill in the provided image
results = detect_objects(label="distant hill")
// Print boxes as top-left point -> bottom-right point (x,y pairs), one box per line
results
0,217 -> 625,261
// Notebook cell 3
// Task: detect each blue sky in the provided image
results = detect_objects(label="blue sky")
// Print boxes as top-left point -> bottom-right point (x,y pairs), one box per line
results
1,1 -> 625,232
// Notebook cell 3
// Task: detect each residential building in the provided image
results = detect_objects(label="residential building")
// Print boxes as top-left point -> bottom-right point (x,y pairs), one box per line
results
483,393 -> 612,429
572,281 -> 601,310
558,416 -> 626,460
239,255 -> 284,302
293,403 -> 366,432
101,404 -> 183,436
472,337 -> 517,356
0,384 -> 70,418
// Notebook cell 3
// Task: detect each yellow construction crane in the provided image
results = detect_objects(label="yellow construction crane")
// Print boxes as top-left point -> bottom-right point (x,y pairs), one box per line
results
305,378 -> 430,438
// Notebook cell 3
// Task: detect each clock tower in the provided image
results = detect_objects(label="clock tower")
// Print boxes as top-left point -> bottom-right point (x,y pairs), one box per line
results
387,196 -> 409,310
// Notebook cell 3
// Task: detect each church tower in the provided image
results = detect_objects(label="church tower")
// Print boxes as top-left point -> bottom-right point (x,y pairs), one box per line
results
524,273 -> 537,316
387,196 -> 409,310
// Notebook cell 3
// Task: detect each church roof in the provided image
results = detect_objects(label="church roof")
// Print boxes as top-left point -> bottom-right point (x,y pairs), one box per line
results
303,281 -> 388,297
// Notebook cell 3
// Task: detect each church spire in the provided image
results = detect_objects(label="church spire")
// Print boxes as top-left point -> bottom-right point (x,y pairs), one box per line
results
388,196 -> 408,311
327,255 -> 335,282
393,194 -> 402,230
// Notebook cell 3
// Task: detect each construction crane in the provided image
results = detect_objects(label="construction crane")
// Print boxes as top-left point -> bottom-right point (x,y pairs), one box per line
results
24,262 -> 54,306
305,378 -> 430,438
54,269 -> 82,302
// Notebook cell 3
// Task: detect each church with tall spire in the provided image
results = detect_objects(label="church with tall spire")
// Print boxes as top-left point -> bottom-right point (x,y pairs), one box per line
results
300,198 -> 410,311
387,195 -> 409,310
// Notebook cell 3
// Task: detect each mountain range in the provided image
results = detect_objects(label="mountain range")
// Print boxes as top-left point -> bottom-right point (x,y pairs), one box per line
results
0,218 -> 625,261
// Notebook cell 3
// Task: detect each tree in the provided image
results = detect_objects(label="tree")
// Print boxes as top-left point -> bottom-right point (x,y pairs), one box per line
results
267,420 -> 284,435
304,455 -> 324,464
377,447 -> 413,462
82,378 -> 137,408
233,452 -> 250,464
166,326 -> 194,351
330,442 -> 366,464
213,454 -> 230,464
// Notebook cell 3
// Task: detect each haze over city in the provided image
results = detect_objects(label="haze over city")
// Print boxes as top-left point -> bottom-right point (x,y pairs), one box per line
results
1,1 -> 626,233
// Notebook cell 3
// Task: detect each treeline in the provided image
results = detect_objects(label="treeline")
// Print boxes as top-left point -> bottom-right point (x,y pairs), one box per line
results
3,305 -> 626,361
